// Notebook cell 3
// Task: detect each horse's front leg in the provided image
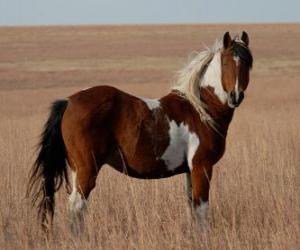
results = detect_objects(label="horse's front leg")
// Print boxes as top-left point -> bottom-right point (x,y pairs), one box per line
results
190,164 -> 213,224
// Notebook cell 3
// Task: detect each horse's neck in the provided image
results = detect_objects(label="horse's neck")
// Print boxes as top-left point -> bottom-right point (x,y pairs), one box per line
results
199,52 -> 234,136
201,52 -> 227,104
200,87 -> 234,137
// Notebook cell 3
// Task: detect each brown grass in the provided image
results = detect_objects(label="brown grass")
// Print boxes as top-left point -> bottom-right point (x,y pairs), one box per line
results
0,24 -> 299,249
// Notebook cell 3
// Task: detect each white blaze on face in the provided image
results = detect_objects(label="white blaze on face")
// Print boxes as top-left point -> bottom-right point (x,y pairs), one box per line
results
233,56 -> 240,103
140,97 -> 160,110
201,52 -> 227,104
160,120 -> 200,171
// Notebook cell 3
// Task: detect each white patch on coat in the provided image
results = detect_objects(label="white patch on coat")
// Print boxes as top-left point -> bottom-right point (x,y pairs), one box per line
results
160,120 -> 200,171
140,97 -> 160,110
201,52 -> 228,104
195,200 -> 209,221
188,133 -> 199,170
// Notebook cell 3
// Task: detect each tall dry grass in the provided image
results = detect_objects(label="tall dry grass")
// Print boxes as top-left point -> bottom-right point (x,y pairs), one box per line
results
0,24 -> 299,249
0,83 -> 299,250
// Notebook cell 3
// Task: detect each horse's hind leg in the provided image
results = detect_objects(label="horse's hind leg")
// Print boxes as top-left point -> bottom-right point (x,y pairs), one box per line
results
68,152 -> 103,235
69,169 -> 86,235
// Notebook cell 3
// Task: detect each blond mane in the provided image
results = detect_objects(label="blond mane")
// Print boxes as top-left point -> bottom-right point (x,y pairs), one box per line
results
172,40 -> 223,126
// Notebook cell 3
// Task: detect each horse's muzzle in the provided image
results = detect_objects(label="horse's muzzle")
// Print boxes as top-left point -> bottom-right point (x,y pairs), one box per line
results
228,91 -> 244,108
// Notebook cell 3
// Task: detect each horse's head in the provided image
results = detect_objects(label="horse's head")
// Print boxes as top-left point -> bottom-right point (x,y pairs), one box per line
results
221,31 -> 253,108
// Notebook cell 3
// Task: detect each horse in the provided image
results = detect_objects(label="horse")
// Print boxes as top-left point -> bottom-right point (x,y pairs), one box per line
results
27,31 -> 253,234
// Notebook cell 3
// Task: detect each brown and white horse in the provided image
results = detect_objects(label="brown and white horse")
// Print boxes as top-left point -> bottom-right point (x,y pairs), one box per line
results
28,31 -> 253,233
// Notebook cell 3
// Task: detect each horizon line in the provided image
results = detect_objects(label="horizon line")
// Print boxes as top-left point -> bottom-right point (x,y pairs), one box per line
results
1,21 -> 299,29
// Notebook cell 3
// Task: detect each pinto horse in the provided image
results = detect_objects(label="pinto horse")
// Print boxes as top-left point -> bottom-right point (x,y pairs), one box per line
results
28,31 -> 253,233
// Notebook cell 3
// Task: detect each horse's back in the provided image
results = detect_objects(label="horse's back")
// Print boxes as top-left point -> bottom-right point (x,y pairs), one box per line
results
69,85 -> 121,109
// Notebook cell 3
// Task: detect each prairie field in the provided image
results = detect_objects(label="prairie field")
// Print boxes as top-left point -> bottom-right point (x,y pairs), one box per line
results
0,24 -> 299,249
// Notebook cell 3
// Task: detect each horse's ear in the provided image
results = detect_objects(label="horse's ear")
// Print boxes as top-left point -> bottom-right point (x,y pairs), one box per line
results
223,32 -> 232,49
241,31 -> 249,46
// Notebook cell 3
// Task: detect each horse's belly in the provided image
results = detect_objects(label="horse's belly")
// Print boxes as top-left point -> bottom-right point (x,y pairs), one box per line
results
127,164 -> 189,179
111,160 -> 189,179
106,147 -> 189,179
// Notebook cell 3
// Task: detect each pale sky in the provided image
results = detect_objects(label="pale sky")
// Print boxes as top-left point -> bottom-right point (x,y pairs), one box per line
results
0,0 -> 299,26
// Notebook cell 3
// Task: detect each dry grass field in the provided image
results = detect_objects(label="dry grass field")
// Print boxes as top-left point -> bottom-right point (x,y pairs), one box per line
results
0,24 -> 299,249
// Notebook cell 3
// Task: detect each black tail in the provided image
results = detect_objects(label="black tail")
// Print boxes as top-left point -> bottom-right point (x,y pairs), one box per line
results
27,99 -> 69,232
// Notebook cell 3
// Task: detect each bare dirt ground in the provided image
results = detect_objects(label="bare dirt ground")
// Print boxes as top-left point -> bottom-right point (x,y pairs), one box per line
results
0,24 -> 299,249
